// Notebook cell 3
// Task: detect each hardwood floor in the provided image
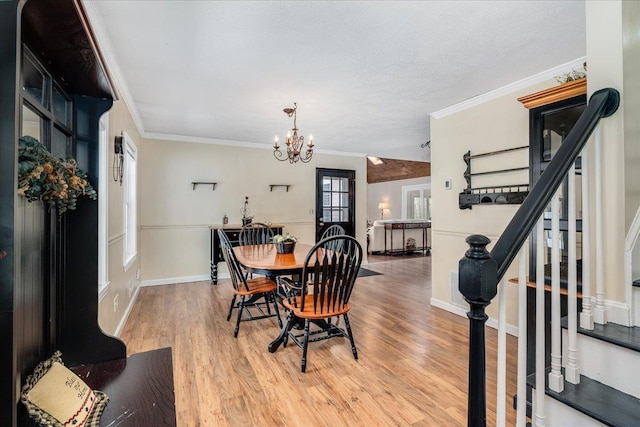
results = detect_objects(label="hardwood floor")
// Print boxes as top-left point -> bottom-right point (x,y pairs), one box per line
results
120,256 -> 518,426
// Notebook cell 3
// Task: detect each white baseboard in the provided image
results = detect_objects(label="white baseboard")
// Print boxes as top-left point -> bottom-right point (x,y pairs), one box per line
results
141,274 -> 218,287
430,297 -> 519,337
582,296 -> 632,327
114,284 -> 141,338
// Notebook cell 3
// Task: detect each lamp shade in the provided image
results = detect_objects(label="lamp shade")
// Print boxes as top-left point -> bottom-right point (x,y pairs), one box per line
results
378,202 -> 389,210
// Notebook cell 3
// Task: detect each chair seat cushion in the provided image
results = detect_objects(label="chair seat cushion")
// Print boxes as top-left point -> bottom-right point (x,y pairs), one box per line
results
236,276 -> 277,296
282,294 -> 351,319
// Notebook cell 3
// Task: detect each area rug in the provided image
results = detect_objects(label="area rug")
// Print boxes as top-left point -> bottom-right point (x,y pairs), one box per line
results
357,268 -> 382,277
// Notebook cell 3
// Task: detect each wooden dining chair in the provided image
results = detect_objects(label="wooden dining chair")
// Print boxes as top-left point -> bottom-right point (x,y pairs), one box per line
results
319,224 -> 346,253
239,222 -> 274,246
218,230 -> 282,338
320,224 -> 345,240
278,235 -> 363,372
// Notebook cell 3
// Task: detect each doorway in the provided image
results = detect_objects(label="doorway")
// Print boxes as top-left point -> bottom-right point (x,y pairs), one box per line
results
315,168 -> 356,241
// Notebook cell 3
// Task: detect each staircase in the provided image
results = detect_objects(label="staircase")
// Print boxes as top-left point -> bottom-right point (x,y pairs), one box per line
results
537,321 -> 640,425
457,87 -> 640,426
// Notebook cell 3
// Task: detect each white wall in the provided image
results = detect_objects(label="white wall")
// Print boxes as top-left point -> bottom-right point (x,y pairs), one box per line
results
430,78 -> 545,328
98,99 -> 144,335
586,0 -> 626,304
138,138 -> 367,282
367,176 -> 430,222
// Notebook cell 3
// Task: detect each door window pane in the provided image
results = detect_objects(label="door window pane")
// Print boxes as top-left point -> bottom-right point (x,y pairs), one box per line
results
22,54 -> 48,106
53,85 -> 72,127
22,104 -> 42,140
52,126 -> 71,160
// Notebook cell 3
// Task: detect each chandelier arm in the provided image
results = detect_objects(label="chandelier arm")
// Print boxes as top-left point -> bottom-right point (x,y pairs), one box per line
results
273,149 -> 290,162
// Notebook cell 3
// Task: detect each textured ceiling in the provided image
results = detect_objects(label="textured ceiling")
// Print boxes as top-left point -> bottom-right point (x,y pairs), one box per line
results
83,1 -> 586,162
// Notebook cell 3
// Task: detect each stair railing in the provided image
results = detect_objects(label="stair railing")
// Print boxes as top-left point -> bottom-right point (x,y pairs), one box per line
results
458,88 -> 620,427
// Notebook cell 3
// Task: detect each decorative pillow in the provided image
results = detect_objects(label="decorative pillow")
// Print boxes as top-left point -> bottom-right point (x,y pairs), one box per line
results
21,351 -> 109,427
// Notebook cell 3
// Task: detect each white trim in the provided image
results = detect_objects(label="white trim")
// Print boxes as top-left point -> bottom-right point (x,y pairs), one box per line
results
98,112 -> 109,293
138,220 -> 316,230
141,274 -> 218,287
122,132 -> 138,270
579,296 -> 632,327
431,57 -> 587,119
108,233 -> 125,245
624,206 -> 640,326
430,297 -> 519,337
113,284 -> 141,338
98,281 -> 110,303
603,298 -> 631,327
81,1 -> 146,136
401,183 -> 431,220
144,131 -> 366,157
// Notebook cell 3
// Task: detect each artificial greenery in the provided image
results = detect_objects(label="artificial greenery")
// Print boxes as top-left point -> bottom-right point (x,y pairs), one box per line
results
271,233 -> 297,243
18,135 -> 97,215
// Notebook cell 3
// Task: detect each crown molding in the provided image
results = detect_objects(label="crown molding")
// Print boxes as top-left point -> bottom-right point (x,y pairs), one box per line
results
431,57 -> 587,119
81,0 -> 146,136
144,132 -> 366,158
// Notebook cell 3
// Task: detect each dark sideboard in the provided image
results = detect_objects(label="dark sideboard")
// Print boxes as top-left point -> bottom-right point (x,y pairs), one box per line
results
209,224 -> 284,284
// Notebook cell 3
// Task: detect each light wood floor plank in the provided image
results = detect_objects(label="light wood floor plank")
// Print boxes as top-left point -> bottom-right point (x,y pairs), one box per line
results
120,255 -> 517,426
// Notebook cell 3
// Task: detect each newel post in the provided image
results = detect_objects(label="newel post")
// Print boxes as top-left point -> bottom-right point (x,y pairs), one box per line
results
459,235 -> 498,427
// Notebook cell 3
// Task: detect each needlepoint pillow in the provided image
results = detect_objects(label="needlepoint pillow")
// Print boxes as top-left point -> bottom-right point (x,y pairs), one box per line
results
21,351 -> 109,427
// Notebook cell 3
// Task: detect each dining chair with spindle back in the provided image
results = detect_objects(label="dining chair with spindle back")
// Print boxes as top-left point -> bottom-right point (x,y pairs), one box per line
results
218,230 -> 282,338
277,234 -> 363,372
239,222 -> 274,246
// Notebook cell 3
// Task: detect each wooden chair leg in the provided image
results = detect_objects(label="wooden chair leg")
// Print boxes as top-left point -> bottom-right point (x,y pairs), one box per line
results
301,319 -> 311,373
282,311 -> 295,347
264,294 -> 272,316
272,292 -> 282,328
234,296 -> 245,338
227,295 -> 237,321
343,313 -> 358,360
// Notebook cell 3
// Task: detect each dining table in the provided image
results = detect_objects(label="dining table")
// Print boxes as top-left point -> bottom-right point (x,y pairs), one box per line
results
232,242 -> 314,279
232,242 -> 316,353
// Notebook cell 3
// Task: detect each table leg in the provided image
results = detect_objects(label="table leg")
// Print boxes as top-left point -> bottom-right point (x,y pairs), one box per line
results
211,263 -> 218,284
269,311 -> 296,353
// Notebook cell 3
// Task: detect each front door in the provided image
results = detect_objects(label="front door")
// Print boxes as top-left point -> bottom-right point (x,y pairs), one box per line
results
315,168 -> 356,241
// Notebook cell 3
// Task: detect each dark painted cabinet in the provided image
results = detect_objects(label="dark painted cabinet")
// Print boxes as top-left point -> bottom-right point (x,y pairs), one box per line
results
1,2 -> 126,425
523,86 -> 586,378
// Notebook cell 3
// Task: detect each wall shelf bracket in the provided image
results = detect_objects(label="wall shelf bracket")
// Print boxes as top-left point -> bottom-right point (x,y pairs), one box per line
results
269,184 -> 291,192
192,182 -> 217,191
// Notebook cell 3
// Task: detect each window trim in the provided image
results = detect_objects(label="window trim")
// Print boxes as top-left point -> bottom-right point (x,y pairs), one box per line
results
98,113 -> 110,301
122,132 -> 137,270
401,183 -> 432,220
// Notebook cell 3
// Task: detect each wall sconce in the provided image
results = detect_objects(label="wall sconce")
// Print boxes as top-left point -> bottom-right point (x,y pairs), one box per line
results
113,134 -> 123,185
378,202 -> 389,219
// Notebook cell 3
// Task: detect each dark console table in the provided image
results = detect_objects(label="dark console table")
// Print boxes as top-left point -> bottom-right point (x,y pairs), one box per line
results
209,224 -> 284,284
383,221 -> 431,255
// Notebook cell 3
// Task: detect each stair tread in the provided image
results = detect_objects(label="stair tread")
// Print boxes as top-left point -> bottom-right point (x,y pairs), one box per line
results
561,318 -> 640,353
528,373 -> 640,427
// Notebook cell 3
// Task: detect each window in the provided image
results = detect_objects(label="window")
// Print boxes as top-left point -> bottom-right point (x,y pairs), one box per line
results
123,132 -> 137,269
402,184 -> 431,220
98,113 -> 109,300
322,176 -> 350,222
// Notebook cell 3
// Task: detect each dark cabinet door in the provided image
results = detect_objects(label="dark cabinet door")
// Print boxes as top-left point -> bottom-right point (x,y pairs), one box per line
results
529,95 -> 586,283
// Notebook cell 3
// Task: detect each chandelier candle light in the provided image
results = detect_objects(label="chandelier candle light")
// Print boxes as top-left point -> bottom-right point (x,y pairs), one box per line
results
273,102 -> 314,163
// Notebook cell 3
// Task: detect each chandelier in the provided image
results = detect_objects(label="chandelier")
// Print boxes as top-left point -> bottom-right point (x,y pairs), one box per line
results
273,102 -> 314,163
